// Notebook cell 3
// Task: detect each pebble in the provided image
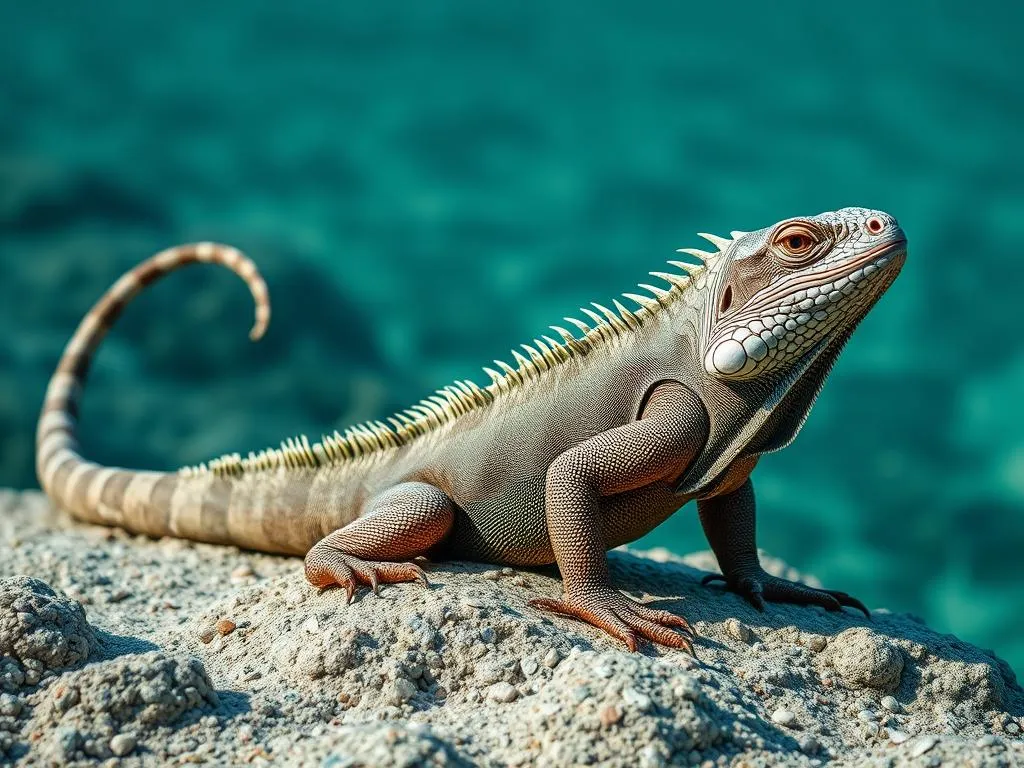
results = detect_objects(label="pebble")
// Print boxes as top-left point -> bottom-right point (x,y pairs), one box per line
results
881,695 -> 902,713
487,682 -> 519,703
109,733 -> 137,757
976,735 -> 999,748
857,709 -> 877,722
725,618 -> 754,643
0,694 -> 21,717
520,658 -> 539,676
621,687 -> 652,712
771,708 -> 796,727
479,627 -> 496,643
215,619 -> 236,636
197,625 -> 217,644
301,616 -> 320,634
673,675 -> 701,700
861,722 -> 880,740
799,735 -> 819,754
571,685 -> 592,703
391,678 -> 417,705
230,564 -> 254,582
638,744 -> 665,768
542,648 -> 561,668
888,728 -> 910,744
910,735 -> 938,757
801,634 -> 828,653
598,704 -> 622,727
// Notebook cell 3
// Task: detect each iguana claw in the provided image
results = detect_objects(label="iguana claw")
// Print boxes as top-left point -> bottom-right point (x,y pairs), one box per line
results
703,569 -> 870,619
529,588 -> 694,653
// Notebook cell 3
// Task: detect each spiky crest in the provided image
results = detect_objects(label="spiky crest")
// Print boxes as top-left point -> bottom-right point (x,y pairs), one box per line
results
184,232 -> 733,477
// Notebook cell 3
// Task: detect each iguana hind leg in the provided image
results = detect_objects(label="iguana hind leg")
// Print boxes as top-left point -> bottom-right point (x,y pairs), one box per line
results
698,479 -> 870,617
305,481 -> 455,603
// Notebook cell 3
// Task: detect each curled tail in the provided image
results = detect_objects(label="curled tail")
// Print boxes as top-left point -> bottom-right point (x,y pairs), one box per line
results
34,243 -> 288,547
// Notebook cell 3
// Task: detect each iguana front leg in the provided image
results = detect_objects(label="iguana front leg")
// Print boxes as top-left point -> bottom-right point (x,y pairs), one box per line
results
529,381 -> 707,652
698,479 -> 870,617
305,481 -> 455,602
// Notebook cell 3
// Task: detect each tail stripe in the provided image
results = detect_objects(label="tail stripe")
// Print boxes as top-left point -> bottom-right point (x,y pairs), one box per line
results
35,243 -> 271,543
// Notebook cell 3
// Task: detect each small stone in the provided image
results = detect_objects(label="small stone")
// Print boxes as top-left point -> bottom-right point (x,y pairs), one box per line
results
542,648 -> 561,668
861,722 -> 880,740
910,735 -> 938,758
725,618 -> 754,643
638,744 -> 665,768
487,682 -> 519,703
621,687 -> 652,712
231,565 -> 254,581
301,616 -> 319,634
599,704 -> 622,727
215,619 -> 236,636
888,728 -> 910,744
520,658 -> 538,676
801,634 -> 828,653
571,685 -> 592,703
110,733 -> 137,757
500,568 -> 514,576
479,627 -> 496,643
0,694 -> 22,717
976,735 -> 999,748
771,708 -> 796,727
391,678 -> 417,705
858,709 -> 878,722
197,626 -> 217,644
881,695 -> 902,713
673,675 -> 701,700
799,735 -> 819,754
483,571 -> 501,581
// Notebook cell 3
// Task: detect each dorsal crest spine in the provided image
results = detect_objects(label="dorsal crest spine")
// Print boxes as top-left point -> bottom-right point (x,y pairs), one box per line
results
183,235 -> 729,478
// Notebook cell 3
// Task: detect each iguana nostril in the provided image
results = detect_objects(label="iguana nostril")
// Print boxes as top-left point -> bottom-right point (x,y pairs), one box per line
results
866,216 -> 885,234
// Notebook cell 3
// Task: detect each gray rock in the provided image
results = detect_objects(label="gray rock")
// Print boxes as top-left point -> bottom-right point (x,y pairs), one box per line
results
0,577 -> 96,681
831,627 -> 904,692
109,733 -> 137,757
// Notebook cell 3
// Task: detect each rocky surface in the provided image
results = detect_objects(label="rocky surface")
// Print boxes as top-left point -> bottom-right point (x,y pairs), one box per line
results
0,488 -> 1021,767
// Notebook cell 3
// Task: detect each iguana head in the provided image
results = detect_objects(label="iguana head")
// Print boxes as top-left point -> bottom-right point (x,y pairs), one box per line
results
701,207 -> 907,380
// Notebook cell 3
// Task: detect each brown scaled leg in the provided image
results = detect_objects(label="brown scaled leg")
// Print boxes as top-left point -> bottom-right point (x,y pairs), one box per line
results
698,479 -> 870,617
305,481 -> 455,603
530,381 -> 708,652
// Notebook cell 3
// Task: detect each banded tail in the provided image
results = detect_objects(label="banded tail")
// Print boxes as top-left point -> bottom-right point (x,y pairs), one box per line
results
33,244 -> 322,554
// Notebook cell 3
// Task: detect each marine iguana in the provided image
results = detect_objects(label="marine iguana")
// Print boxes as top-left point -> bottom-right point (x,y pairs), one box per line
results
35,207 -> 907,651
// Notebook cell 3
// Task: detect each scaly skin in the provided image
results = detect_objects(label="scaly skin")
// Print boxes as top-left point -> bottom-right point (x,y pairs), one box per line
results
36,208 -> 907,652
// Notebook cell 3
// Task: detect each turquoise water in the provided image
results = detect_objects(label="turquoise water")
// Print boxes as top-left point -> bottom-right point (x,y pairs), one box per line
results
1,3 -> 1022,671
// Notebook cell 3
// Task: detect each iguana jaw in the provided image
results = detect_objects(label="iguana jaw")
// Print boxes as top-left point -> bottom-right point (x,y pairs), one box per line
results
701,209 -> 907,381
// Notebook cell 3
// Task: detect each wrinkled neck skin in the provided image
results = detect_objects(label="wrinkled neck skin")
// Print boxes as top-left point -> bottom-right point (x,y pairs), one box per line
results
659,248 -> 859,496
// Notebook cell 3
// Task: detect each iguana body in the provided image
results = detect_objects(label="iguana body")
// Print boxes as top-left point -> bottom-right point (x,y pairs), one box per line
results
36,209 -> 907,651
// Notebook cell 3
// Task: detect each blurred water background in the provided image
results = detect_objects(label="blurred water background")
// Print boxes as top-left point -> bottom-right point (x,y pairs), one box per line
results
1,2 -> 1021,670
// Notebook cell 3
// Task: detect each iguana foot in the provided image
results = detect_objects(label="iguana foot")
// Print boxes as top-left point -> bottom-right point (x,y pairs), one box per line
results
702,570 -> 869,618
529,587 -> 693,652
305,550 -> 428,604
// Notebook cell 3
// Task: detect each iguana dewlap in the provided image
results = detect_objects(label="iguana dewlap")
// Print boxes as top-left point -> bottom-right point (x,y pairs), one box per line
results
35,209 -> 907,651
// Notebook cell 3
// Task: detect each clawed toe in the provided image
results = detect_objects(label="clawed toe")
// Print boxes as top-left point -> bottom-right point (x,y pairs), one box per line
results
304,548 -> 429,602
529,589 -> 694,653
702,569 -> 870,618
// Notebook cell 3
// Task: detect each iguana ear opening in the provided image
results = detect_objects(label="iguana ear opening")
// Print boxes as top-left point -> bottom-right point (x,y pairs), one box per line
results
719,284 -> 733,314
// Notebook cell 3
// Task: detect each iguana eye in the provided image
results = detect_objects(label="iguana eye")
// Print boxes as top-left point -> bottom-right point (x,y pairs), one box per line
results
771,222 -> 825,265
774,225 -> 817,256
